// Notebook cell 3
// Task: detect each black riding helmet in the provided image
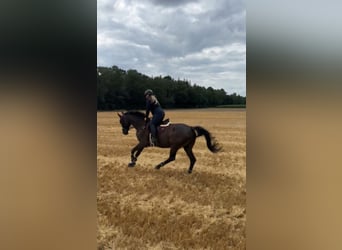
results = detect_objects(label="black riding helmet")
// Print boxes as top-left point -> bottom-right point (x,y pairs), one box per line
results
144,89 -> 153,96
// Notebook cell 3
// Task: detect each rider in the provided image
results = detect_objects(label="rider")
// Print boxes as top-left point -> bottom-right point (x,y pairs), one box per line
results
144,89 -> 165,145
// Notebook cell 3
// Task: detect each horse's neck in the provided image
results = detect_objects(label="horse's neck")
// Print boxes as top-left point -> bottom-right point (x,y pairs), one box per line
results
128,116 -> 145,130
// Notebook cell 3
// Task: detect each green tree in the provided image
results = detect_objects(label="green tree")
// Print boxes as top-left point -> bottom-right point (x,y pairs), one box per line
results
97,65 -> 246,110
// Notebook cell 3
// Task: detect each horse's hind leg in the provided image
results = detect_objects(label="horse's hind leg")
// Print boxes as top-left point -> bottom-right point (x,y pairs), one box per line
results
184,144 -> 196,173
155,147 -> 179,170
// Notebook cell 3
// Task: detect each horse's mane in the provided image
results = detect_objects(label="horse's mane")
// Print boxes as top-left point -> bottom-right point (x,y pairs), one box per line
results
124,110 -> 145,119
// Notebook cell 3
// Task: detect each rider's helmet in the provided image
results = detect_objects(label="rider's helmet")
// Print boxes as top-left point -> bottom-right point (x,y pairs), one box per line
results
144,89 -> 153,96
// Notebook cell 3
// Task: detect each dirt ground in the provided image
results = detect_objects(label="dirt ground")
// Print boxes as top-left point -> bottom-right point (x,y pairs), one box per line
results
97,109 -> 246,249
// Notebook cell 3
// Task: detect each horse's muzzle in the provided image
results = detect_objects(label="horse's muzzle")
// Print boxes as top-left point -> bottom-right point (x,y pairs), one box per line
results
122,128 -> 129,135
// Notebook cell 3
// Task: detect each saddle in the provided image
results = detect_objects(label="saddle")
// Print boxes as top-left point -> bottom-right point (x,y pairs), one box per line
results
160,118 -> 171,127
146,118 -> 171,147
145,118 -> 171,128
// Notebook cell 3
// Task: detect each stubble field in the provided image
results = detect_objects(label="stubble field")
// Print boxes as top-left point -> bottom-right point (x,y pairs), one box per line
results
97,109 -> 246,249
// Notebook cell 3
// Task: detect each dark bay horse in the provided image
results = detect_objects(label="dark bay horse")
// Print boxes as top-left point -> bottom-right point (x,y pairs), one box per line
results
117,111 -> 221,173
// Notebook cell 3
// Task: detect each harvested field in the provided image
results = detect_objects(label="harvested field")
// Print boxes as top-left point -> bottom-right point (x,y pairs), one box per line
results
97,109 -> 246,249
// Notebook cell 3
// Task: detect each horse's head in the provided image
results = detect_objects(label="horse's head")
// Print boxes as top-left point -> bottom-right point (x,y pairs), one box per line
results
118,111 -> 146,135
117,112 -> 130,135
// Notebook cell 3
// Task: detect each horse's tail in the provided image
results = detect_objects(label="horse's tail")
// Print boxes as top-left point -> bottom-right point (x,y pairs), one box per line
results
193,126 -> 222,153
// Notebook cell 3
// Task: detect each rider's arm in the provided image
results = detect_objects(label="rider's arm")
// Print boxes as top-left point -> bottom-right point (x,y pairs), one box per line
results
145,100 -> 150,118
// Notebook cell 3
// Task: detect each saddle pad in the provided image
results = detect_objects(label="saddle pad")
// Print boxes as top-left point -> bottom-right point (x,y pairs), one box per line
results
160,122 -> 171,127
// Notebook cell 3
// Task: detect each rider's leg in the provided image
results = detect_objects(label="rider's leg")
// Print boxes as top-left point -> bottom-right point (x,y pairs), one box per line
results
149,122 -> 157,143
151,112 -> 164,140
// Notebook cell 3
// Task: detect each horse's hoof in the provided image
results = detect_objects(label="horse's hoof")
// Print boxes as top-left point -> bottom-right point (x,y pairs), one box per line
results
155,166 -> 160,170
188,170 -> 192,174
128,162 -> 136,167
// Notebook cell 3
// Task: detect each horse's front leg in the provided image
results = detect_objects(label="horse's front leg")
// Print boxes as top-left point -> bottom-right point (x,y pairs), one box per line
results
128,143 -> 145,167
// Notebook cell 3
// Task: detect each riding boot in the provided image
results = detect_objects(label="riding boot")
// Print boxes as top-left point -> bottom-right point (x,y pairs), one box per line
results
150,123 -> 157,146
151,135 -> 157,145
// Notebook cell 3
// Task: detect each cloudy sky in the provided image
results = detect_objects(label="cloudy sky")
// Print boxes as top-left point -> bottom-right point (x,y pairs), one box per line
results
97,0 -> 245,96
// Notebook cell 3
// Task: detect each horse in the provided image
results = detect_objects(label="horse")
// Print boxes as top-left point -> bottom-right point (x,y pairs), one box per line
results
117,111 -> 222,173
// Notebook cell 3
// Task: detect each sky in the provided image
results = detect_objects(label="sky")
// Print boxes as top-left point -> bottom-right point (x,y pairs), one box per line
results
97,0 -> 246,96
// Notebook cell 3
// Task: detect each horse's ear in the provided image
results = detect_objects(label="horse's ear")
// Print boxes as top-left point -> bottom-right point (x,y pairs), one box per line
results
117,112 -> 122,118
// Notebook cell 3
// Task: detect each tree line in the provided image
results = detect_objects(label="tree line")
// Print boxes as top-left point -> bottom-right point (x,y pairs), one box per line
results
97,66 -> 246,110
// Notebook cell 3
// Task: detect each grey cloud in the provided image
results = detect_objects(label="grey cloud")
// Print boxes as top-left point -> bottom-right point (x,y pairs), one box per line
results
97,0 -> 245,95
146,0 -> 198,7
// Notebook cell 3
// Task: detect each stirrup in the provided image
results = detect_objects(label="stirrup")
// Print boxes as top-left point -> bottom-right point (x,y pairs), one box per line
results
149,134 -> 156,146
